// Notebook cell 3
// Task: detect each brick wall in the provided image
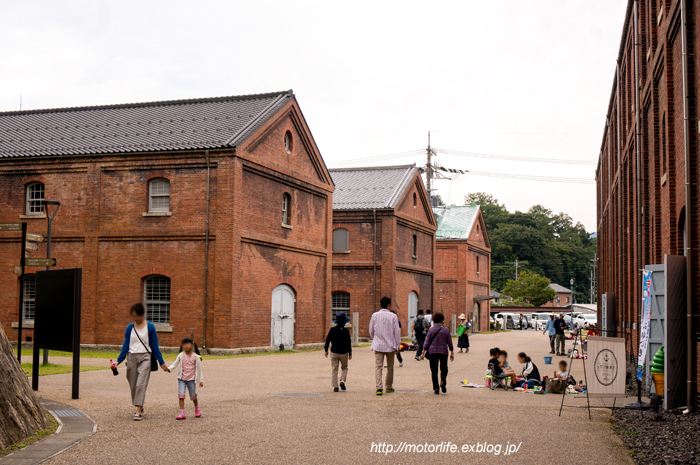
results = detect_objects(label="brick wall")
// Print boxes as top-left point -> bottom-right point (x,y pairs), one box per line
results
597,0 -> 699,399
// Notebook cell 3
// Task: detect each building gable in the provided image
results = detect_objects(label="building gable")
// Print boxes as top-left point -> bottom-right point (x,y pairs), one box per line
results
395,173 -> 436,227
467,209 -> 491,250
238,99 -> 332,187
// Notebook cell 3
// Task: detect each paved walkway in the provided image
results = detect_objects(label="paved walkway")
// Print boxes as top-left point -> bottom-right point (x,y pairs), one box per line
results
0,399 -> 96,465
30,330 -> 631,465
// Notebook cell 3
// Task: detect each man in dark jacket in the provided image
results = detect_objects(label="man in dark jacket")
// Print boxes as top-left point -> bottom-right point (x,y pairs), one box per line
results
325,312 -> 352,392
412,310 -> 428,361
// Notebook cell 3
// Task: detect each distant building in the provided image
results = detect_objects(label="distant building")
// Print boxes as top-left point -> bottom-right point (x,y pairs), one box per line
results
490,289 -> 511,304
542,283 -> 572,308
329,165 -> 436,337
433,205 -> 491,332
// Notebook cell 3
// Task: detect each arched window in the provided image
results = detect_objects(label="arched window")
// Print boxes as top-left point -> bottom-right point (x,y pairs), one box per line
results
282,193 -> 291,226
149,178 -> 170,213
26,182 -> 45,215
333,228 -> 349,252
476,255 -> 480,274
412,234 -> 417,257
331,291 -> 350,322
413,192 -> 417,208
22,274 -> 36,322
143,275 -> 171,324
284,131 -> 293,154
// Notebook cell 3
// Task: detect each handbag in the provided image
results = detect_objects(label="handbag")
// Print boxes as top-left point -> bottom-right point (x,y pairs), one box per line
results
133,325 -> 159,372
544,378 -> 567,394
457,325 -> 466,337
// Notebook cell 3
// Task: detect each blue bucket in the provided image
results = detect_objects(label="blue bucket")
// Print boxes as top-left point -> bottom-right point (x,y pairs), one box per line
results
544,356 -> 553,365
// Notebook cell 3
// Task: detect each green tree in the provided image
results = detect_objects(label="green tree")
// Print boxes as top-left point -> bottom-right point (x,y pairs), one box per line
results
465,192 -> 597,302
464,192 -> 509,232
501,271 -> 557,307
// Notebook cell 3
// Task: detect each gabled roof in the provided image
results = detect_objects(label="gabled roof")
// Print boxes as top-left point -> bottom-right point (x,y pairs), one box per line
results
549,283 -> 571,293
432,205 -> 480,239
0,90 -> 294,158
329,164 -> 418,210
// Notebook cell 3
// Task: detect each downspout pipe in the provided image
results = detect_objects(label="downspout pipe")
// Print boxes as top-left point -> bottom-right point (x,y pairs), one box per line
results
373,208 -> 377,310
203,150 -> 211,349
634,0 -> 644,348
680,0 -> 694,413
616,61 -> 624,339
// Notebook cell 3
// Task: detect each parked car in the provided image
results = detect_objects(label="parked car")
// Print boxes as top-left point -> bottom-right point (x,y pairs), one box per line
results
531,313 -> 551,330
573,314 -> 597,328
494,313 -> 518,330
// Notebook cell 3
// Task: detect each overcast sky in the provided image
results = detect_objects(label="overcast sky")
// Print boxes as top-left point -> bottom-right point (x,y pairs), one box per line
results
0,1 -> 628,231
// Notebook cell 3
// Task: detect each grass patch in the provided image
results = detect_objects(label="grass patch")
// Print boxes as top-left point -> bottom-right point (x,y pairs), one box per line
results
0,410 -> 59,457
21,363 -> 107,377
16,347 -> 325,363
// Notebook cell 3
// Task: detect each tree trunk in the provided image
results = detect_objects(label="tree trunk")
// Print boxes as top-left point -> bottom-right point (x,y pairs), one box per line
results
0,324 -> 46,450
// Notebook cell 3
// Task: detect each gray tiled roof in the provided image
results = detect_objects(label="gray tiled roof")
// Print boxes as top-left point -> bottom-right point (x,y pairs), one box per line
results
329,165 -> 418,210
549,283 -> 571,293
0,90 -> 293,158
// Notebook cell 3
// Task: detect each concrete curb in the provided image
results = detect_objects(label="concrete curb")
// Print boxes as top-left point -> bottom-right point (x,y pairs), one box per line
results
0,399 -> 96,465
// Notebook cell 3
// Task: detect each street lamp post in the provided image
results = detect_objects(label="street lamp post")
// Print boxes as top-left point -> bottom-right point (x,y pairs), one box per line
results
569,277 -> 575,328
41,200 -> 60,366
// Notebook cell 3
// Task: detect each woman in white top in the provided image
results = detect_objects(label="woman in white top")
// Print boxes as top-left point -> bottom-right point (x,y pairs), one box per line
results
116,303 -> 168,421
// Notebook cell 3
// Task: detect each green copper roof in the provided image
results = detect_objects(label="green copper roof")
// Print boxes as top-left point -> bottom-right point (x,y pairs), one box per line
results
433,205 -> 480,239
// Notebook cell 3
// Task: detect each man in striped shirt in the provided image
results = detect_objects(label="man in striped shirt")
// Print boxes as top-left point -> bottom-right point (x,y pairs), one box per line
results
369,296 -> 401,395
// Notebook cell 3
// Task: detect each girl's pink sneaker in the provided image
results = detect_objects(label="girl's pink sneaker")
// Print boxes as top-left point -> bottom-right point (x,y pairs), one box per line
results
176,413 -> 186,420
195,407 -> 201,418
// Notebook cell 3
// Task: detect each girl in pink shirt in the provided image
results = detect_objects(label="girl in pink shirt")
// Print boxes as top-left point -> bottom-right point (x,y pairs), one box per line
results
168,337 -> 204,420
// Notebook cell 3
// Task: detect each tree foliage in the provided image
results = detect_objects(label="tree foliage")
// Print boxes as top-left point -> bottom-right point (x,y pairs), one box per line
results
501,271 -> 557,307
465,192 -> 596,303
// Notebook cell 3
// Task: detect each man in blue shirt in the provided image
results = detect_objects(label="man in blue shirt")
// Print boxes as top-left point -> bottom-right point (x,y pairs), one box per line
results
542,314 -> 556,354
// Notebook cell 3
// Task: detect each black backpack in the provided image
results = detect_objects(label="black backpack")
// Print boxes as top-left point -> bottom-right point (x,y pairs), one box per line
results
414,316 -> 426,336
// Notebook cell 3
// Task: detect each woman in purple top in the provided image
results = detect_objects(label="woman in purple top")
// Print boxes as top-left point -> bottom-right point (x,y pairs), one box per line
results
420,312 -> 454,394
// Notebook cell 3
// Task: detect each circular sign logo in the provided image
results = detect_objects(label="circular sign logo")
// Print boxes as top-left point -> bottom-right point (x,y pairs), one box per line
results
594,349 -> 618,386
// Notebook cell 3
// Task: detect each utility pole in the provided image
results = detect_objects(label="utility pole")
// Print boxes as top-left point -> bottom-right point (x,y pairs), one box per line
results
514,258 -> 519,280
426,131 -> 433,205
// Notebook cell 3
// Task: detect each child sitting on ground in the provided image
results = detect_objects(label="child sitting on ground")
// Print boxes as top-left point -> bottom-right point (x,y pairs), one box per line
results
554,360 -> 569,380
498,350 -> 513,371
168,337 -> 204,420
516,352 -> 541,388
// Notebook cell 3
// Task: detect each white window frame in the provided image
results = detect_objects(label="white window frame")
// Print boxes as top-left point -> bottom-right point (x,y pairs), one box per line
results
22,274 -> 36,322
333,228 -> 349,252
284,131 -> 292,154
148,178 -> 170,213
331,291 -> 350,321
143,275 -> 171,324
282,193 -> 291,226
25,182 -> 45,215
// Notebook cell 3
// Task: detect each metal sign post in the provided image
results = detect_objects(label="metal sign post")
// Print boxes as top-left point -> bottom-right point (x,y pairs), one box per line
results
17,223 -> 26,363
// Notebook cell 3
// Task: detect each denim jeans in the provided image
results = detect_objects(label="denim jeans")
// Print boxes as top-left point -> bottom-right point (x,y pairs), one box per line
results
178,379 -> 197,399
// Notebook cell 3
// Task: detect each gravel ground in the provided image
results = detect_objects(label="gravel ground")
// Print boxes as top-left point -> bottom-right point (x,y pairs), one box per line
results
31,330 -> 631,465
613,408 -> 700,464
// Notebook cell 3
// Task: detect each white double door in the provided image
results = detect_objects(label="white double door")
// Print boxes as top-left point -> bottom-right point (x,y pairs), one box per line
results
271,284 -> 295,349
407,291 -> 419,337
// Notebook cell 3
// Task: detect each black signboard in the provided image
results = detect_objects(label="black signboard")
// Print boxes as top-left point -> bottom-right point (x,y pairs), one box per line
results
33,268 -> 82,398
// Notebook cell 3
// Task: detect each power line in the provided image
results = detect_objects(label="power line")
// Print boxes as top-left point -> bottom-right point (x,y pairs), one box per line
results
466,171 -> 595,184
435,148 -> 596,165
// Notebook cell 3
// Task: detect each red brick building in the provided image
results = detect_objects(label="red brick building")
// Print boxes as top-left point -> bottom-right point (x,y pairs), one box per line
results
432,206 -> 491,332
596,0 -> 699,406
541,283 -> 572,308
0,90 -> 334,350
329,165 -> 436,337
